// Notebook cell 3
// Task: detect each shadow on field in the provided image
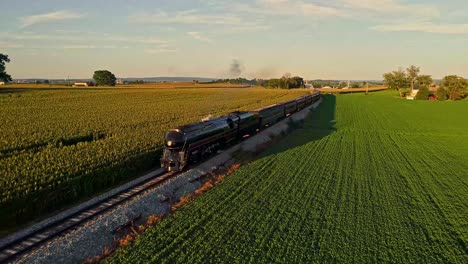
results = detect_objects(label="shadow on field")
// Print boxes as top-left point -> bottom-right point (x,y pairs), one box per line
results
258,94 -> 337,158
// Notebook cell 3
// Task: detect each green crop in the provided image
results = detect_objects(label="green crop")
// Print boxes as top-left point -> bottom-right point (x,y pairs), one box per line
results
0,87 -> 309,232
107,91 -> 468,263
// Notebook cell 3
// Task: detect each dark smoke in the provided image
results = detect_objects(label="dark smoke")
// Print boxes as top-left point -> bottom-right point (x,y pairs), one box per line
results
229,59 -> 244,77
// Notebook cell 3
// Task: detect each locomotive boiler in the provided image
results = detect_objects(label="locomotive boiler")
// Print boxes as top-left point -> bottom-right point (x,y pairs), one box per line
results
161,112 -> 259,171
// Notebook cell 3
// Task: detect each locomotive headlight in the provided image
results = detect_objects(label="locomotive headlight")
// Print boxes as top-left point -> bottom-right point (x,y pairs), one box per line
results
167,141 -> 172,146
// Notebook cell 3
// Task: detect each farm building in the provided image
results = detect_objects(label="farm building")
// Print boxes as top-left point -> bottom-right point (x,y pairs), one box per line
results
304,80 -> 314,89
0,82 -> 5,85
406,89 -> 419,100
72,82 -> 94,87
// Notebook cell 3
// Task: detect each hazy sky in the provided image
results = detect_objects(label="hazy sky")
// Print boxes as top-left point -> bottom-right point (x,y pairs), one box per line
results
1,0 -> 467,80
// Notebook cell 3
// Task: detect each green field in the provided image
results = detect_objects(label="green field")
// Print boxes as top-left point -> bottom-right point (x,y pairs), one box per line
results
107,91 -> 468,263
0,87 -> 309,232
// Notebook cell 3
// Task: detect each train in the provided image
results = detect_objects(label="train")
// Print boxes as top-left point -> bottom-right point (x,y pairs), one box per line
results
161,91 -> 321,171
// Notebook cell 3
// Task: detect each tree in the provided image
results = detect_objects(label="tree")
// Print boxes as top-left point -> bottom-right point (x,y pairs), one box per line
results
406,65 -> 420,94
436,87 -> 448,101
416,75 -> 433,89
93,70 -> 116,86
338,81 -> 347,89
440,75 -> 467,100
264,78 -> 280,88
0,53 -> 12,83
290,76 -> 304,88
415,86 -> 429,100
383,68 -> 409,97
263,75 -> 305,89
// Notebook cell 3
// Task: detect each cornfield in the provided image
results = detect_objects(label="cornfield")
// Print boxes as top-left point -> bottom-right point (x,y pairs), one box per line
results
0,87 -> 309,233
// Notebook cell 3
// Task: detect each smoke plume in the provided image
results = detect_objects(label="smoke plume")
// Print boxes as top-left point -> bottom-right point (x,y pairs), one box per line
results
229,59 -> 244,77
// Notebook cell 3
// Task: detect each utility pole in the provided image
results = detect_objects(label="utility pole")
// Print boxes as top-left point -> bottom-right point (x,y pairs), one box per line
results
366,82 -> 369,95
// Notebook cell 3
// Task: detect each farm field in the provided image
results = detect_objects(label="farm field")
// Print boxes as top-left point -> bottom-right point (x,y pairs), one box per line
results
0,86 -> 309,233
4,82 -> 251,89
107,91 -> 468,263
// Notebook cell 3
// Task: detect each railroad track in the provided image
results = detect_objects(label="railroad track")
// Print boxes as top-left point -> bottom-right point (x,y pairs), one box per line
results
0,168 -> 177,263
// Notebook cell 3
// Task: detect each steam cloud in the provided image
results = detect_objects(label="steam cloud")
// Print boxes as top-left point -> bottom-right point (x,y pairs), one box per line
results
229,59 -> 244,77
282,72 -> 292,79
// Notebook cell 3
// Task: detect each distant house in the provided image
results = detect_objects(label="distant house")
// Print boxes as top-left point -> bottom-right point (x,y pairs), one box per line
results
429,84 -> 438,93
304,80 -> 314,89
72,82 -> 94,87
0,82 -> 5,85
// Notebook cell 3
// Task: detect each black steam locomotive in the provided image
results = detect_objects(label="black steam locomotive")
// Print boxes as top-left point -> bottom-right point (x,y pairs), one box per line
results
161,91 -> 321,171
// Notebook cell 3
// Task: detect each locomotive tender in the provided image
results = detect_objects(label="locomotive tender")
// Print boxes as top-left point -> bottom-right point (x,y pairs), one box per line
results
161,91 -> 321,171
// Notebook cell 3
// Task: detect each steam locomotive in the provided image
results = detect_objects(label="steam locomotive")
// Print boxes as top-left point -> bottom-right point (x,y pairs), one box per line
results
161,91 -> 321,171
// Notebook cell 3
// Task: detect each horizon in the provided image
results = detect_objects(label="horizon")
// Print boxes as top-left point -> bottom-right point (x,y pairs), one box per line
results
11,76 -> 387,82
1,0 -> 468,80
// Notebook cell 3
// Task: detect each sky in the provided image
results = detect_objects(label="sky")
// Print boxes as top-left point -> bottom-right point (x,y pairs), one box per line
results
0,0 -> 467,80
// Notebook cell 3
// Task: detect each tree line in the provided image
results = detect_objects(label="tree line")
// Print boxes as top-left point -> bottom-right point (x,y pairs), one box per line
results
2,53 -> 466,97
0,53 -> 118,86
262,76 -> 305,89
205,74 -> 307,89
383,65 -> 467,101
206,78 -> 258,85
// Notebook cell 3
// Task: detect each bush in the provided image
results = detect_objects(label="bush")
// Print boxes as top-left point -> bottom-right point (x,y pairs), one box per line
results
436,87 -> 448,101
448,89 -> 464,101
415,86 -> 430,100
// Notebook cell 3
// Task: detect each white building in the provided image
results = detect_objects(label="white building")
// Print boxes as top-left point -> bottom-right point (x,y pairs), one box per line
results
72,82 -> 89,87
304,80 -> 314,89
0,82 -> 5,85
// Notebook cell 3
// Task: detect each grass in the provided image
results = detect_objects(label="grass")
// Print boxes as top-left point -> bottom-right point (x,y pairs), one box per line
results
106,90 -> 468,263
0,86 -> 310,234
317,85 -> 387,93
